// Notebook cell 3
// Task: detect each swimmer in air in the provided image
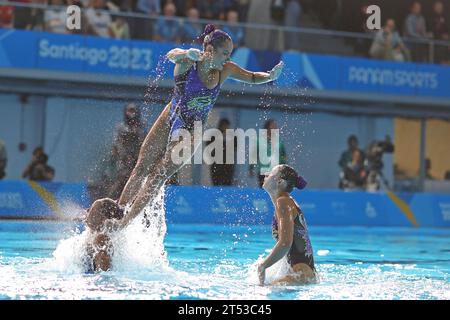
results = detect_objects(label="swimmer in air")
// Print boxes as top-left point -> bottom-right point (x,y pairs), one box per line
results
87,23 -> 284,230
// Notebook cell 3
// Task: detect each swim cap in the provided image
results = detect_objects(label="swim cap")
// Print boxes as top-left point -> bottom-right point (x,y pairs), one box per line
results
198,24 -> 231,49
198,24 -> 216,43
296,175 -> 307,190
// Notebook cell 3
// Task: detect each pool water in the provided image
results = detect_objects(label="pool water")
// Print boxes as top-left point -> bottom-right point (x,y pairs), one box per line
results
0,220 -> 448,300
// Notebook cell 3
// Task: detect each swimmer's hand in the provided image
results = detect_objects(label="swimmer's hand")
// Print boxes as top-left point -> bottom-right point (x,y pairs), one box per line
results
257,264 -> 266,286
186,48 -> 203,62
269,61 -> 284,81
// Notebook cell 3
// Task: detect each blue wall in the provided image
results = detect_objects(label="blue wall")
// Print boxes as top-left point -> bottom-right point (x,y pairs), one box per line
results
0,181 -> 449,228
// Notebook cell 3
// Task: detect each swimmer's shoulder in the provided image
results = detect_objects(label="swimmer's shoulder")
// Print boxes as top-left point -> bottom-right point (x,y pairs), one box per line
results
220,61 -> 240,81
276,196 -> 299,217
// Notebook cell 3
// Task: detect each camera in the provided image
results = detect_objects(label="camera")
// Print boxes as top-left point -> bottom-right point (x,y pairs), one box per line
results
365,136 -> 394,190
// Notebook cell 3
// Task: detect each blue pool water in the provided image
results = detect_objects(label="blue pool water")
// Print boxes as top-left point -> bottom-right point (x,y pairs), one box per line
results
0,220 -> 449,300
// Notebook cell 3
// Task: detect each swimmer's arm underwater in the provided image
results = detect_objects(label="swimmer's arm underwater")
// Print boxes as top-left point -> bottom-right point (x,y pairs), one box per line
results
257,198 -> 294,285
223,61 -> 284,84
92,233 -> 113,272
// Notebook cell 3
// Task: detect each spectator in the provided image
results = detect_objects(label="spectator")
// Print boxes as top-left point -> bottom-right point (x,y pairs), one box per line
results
182,7 -> 204,44
45,0 -> 68,34
268,0 -> 286,51
270,0 -> 285,24
394,163 -> 408,180
313,0 -> 338,30
237,0 -> 250,22
425,158 -> 435,180
109,16 -> 130,39
13,0 -> 32,30
370,19 -> 410,62
429,1 -> 450,64
22,147 -> 55,182
0,139 -> 7,180
108,0 -> 134,11
107,103 -> 145,199
134,0 -> 161,40
85,0 -> 112,37
404,2 -> 428,39
0,4 -> 13,28
153,2 -> 182,43
25,0 -> 46,32
198,0 -> 226,20
338,135 -> 364,173
340,149 -> 367,190
245,0 -> 275,50
169,0 -> 196,17
283,0 -> 301,51
222,9 -> 245,48
444,170 -> 450,180
404,1 -> 430,62
430,1 -> 449,40
249,119 -> 287,187
68,0 -> 84,6
136,0 -> 160,16
208,118 -> 237,186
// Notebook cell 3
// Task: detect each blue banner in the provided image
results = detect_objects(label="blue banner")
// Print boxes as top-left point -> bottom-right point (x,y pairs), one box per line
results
1,28 -> 449,99
0,181 -> 90,219
0,181 -> 449,227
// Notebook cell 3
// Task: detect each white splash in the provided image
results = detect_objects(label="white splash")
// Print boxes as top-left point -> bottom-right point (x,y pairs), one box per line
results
247,252 -> 292,285
51,187 -> 170,275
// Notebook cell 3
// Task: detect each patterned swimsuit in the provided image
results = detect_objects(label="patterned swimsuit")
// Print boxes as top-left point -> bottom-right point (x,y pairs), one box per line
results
272,202 -> 315,271
168,62 -> 221,140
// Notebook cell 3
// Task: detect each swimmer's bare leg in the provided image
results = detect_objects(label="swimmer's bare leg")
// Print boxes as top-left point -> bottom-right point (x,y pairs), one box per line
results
118,103 -> 171,206
119,137 -> 199,228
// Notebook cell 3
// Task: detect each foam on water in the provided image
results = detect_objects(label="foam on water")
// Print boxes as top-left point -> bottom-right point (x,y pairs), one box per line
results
246,253 -> 293,285
0,222 -> 449,299
51,187 -> 172,276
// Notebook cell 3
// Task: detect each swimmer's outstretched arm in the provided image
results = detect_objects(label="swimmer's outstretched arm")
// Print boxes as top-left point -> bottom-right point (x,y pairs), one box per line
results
257,198 -> 294,285
222,61 -> 284,85
166,48 -> 203,63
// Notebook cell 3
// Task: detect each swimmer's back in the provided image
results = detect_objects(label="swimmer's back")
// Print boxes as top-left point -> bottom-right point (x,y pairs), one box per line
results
84,233 -> 113,273
273,196 -> 315,270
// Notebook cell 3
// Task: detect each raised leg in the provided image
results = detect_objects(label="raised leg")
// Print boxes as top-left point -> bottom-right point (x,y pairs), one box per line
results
118,103 -> 171,206
119,136 -> 201,228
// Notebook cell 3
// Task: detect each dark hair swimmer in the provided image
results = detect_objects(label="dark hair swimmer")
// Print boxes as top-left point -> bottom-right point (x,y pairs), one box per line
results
257,164 -> 318,285
83,198 -> 124,272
